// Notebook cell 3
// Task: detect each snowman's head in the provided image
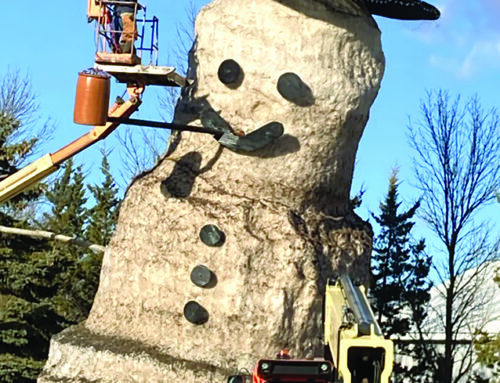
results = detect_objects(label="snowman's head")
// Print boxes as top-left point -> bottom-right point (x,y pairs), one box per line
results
172,0 -> 384,209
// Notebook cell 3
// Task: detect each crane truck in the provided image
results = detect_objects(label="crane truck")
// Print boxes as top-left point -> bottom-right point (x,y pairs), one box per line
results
0,2 -> 394,382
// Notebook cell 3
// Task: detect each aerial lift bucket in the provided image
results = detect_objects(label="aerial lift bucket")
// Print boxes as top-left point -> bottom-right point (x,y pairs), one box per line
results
73,70 -> 110,125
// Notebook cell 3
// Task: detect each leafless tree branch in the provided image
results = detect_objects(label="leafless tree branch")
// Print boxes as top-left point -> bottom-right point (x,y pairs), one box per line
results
409,90 -> 500,383
0,225 -> 105,254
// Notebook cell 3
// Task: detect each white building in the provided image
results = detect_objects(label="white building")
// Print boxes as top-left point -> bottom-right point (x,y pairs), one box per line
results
394,261 -> 500,382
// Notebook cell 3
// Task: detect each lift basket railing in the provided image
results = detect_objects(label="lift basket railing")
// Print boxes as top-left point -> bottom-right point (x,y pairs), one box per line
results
92,0 -> 159,65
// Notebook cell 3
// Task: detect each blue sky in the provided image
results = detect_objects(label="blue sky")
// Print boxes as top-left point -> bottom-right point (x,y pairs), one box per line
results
352,0 -> 500,253
1,1 -> 204,186
1,0 -> 499,239
355,0 -> 500,210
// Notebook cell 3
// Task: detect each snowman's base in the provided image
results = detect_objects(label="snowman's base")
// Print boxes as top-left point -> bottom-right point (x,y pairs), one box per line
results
38,325 -> 229,383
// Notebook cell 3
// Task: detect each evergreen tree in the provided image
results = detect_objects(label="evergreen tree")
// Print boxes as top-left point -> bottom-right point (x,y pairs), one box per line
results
86,151 -> 121,246
42,159 -> 93,323
0,159 -> 90,383
0,72 -> 68,382
0,72 -> 110,382
44,158 -> 87,239
0,156 -> 114,382
77,151 -> 122,316
371,170 -> 433,382
0,216 -> 69,383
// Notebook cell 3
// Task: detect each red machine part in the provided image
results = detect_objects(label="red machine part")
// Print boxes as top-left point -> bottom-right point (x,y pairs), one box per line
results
252,354 -> 333,383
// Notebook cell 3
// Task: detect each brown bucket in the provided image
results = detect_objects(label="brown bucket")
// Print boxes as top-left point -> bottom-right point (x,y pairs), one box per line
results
73,70 -> 110,125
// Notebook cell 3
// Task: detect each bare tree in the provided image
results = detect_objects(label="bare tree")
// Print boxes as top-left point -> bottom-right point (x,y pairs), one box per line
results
159,0 -> 201,122
409,90 -> 500,383
116,125 -> 169,182
0,225 -> 105,254
0,70 -> 53,222
0,70 -> 52,167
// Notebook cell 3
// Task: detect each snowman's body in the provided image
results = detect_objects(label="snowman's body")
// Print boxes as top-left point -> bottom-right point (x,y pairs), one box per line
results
39,1 -> 384,381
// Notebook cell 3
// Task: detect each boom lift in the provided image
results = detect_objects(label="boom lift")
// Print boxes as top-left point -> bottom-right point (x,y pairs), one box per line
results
0,0 -> 181,204
324,276 -> 393,383
88,0 -> 186,87
228,276 -> 394,383
0,85 -> 143,204
0,0 -> 283,205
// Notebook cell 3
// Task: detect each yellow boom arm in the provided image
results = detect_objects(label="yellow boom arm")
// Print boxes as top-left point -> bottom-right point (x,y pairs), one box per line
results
324,276 -> 394,383
0,87 -> 142,204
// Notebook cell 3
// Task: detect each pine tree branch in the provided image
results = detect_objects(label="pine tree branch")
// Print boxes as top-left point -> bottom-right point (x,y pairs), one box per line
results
0,225 -> 106,254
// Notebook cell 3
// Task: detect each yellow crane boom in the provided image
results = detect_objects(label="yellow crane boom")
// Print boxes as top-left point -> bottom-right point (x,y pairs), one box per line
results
324,276 -> 394,383
0,87 -> 142,204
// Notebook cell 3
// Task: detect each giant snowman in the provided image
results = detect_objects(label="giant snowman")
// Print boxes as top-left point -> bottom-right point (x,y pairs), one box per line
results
40,0 -> 386,381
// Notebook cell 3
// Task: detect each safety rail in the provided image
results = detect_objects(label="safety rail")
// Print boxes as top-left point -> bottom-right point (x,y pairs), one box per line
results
138,15 -> 159,66
91,0 -> 159,66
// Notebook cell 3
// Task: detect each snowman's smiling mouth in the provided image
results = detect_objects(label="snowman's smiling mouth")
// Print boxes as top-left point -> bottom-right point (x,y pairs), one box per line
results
109,56 -> 317,154
107,116 -> 284,154
216,121 -> 284,153
205,59 -> 317,153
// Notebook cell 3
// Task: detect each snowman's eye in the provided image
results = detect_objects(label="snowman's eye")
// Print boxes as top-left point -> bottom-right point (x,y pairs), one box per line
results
277,72 -> 315,107
218,59 -> 244,88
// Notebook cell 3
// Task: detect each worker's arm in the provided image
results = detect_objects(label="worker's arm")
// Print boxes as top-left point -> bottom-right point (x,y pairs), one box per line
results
0,87 -> 143,205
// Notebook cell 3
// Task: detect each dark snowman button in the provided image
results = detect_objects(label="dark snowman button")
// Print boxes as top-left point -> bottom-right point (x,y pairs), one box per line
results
199,224 -> 225,247
218,59 -> 242,85
183,301 -> 209,325
191,265 -> 213,288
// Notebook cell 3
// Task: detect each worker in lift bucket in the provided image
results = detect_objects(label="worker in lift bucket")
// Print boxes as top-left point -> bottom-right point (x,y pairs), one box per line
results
113,0 -> 139,53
